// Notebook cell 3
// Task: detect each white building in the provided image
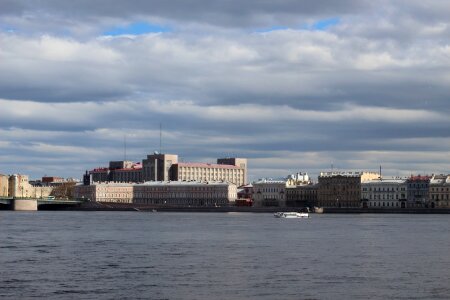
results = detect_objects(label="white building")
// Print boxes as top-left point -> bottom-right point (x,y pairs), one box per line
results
429,174 -> 450,208
252,178 -> 287,207
286,172 -> 310,186
361,178 -> 407,208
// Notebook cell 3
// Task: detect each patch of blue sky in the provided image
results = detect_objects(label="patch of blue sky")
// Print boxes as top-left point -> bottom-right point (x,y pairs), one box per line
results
255,18 -> 339,33
310,17 -> 340,30
103,22 -> 171,36
0,24 -> 16,33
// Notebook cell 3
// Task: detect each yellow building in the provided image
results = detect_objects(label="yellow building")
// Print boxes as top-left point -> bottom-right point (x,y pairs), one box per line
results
8,174 -> 53,198
173,162 -> 246,187
0,174 -> 9,197
73,183 -> 133,203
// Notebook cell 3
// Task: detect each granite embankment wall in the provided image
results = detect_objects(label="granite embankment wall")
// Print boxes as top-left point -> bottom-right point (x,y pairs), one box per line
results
44,202 -> 450,213
323,207 -> 450,214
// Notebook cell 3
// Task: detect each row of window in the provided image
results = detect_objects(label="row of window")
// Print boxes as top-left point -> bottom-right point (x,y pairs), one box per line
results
256,188 -> 283,193
430,187 -> 450,192
134,198 -> 228,206
364,194 -> 405,200
135,193 -> 228,198
368,202 -> 401,207
362,187 -> 406,192
431,194 -> 450,200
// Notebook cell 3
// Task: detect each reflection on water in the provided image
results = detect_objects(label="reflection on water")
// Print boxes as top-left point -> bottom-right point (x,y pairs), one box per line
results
0,212 -> 449,299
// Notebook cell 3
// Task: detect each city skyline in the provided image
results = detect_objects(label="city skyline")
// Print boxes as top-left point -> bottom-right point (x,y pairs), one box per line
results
1,1 -> 449,180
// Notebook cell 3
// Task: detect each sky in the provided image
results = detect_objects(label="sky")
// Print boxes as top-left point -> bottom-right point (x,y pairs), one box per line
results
0,0 -> 449,181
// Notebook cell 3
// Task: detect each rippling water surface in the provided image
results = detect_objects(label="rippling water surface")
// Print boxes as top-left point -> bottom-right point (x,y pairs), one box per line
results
0,212 -> 449,299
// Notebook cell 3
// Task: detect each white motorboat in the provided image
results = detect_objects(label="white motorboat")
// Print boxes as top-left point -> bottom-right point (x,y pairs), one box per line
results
274,212 -> 309,218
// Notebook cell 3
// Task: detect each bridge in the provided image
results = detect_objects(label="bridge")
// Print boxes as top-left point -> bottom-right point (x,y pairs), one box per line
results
0,197 -> 84,211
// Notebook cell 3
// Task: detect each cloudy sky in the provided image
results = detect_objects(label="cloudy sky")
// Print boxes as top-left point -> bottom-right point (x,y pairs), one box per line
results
0,0 -> 449,181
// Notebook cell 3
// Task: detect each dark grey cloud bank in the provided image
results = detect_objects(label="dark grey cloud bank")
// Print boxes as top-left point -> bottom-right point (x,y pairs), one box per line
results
0,1 -> 449,180
1,0 -> 372,28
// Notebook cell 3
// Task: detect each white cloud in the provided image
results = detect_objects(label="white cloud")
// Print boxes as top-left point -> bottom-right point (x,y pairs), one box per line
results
0,1 -> 449,179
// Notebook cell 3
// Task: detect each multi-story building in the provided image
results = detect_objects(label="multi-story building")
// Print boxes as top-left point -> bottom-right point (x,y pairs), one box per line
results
89,168 -> 110,183
8,174 -> 53,198
236,184 -> 253,206
252,178 -> 287,207
285,172 -> 310,186
111,163 -> 142,183
73,183 -> 133,203
429,174 -> 450,208
406,175 -> 430,208
217,158 -> 248,185
88,161 -> 143,183
8,174 -> 33,198
89,153 -> 247,186
42,176 -> 64,184
318,171 -> 380,208
361,178 -> 407,208
0,174 -> 9,197
172,161 -> 246,186
142,153 -> 178,181
134,181 -> 236,207
73,181 -> 237,206
285,184 -> 318,208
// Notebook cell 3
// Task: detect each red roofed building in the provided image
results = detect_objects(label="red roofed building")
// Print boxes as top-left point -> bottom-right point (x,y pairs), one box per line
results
88,162 -> 143,183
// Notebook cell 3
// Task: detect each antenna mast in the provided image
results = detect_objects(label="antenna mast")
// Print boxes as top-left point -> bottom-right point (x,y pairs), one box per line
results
159,123 -> 162,154
124,134 -> 127,161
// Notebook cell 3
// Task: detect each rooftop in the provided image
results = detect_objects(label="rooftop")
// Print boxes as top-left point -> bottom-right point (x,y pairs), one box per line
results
176,162 -> 241,169
88,181 -> 233,187
253,178 -> 287,184
319,171 -> 379,177
139,181 -> 232,186
362,178 -> 407,184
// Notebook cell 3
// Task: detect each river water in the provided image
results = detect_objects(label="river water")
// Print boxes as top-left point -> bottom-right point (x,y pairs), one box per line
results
0,212 -> 449,299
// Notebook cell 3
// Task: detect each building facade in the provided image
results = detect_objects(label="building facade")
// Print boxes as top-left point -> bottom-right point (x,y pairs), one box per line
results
0,174 -> 9,197
236,184 -> 253,206
134,182 -> 236,207
7,174 -> 53,198
361,178 -> 407,208
89,168 -> 110,183
172,162 -> 246,186
89,154 -> 247,186
88,161 -> 143,183
142,153 -> 178,182
73,183 -> 133,203
406,175 -> 430,207
74,181 -> 237,206
285,172 -> 310,186
318,171 -> 380,208
252,179 -> 287,207
285,184 -> 318,208
429,174 -> 450,208
111,165 -> 143,183
217,158 -> 248,185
